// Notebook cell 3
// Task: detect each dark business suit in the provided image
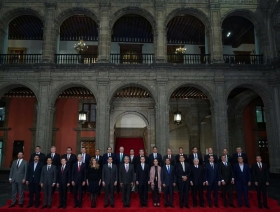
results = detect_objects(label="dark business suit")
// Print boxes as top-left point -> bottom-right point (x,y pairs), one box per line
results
119,163 -> 134,206
102,153 -> 116,165
205,163 -> 219,206
175,154 -> 187,164
30,152 -> 45,163
102,163 -> 118,205
61,153 -> 77,192
46,153 -> 60,167
232,153 -> 248,164
136,163 -> 149,206
175,162 -> 191,207
135,155 -> 149,168
40,165 -> 56,206
149,153 -> 163,167
163,155 -> 176,166
57,164 -> 71,207
234,163 -> 251,207
26,162 -> 43,207
219,161 -> 234,206
188,153 -> 203,165
161,165 -> 176,206
116,153 -> 127,193
81,153 -> 91,167
190,165 -> 205,207
204,154 -> 218,164
218,155 -> 233,165
252,162 -> 269,207
72,162 -> 86,207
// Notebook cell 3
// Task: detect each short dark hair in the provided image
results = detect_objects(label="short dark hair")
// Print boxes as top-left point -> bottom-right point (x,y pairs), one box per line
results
153,146 -> 157,149
179,147 -> 183,150
192,146 -> 198,150
107,147 -> 112,150
67,147 -> 72,150
47,157 -> 52,161
139,149 -> 144,152
96,149 -> 100,151
130,148 -> 134,151
61,157 -> 66,161
18,151 -> 24,155
36,146 -> 41,149
107,156 -> 113,160
140,156 -> 145,160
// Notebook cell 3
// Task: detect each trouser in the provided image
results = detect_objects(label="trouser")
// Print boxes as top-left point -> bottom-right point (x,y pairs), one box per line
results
256,183 -> 268,206
104,184 -> 115,205
43,184 -> 53,206
163,185 -> 173,205
73,183 -> 83,206
28,181 -> 41,206
122,184 -> 132,205
221,182 -> 233,206
132,173 -> 136,191
138,184 -> 148,205
59,184 -> 68,206
207,182 -> 218,205
192,184 -> 204,206
236,182 -> 249,206
152,183 -> 161,204
11,182 -> 24,205
178,181 -> 189,206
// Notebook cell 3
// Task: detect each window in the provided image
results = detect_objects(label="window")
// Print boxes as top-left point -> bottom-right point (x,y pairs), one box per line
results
256,106 -> 266,123
82,103 -> 96,128
0,103 -> 5,127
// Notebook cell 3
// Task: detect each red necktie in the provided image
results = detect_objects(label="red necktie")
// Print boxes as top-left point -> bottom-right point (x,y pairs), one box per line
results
78,163 -> 81,172
61,166 -> 64,173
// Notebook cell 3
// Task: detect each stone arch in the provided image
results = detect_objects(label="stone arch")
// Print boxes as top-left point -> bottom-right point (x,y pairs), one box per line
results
108,82 -> 157,105
50,82 -> 98,107
113,111 -> 149,128
165,8 -> 211,31
0,82 -> 39,100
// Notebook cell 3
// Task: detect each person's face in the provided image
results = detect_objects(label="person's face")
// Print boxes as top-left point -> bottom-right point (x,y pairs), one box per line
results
140,157 -> 145,163
92,159 -> 97,165
165,159 -> 170,165
107,148 -> 112,153
153,148 -> 157,153
238,157 -> 243,163
193,148 -> 198,153
18,152 -> 23,159
179,148 -> 183,154
95,150 -> 100,156
221,156 -> 226,162
51,147 -> 56,153
139,150 -> 144,156
120,147 -> 124,153
67,148 -> 72,154
78,155 -> 82,162
194,160 -> 199,165
81,148 -> 86,153
108,158 -> 112,164
154,160 -> 159,166
223,149 -> 228,155
209,156 -> 214,163
47,158 -> 52,165
124,157 -> 129,164
236,148 -> 242,153
130,150 -> 134,155
179,156 -> 185,162
35,147 -> 40,153
256,156 -> 262,163
34,155 -> 39,162
208,148 -> 213,154
61,159 -> 66,165
167,149 -> 172,155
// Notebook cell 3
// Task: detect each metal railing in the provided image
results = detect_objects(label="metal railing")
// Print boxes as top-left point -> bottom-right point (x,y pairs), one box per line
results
0,54 -> 42,64
223,54 -> 263,65
110,54 -> 154,64
167,54 -> 211,64
55,54 -> 98,64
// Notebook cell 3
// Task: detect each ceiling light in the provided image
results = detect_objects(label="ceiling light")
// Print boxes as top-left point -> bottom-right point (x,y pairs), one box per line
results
227,32 -> 231,37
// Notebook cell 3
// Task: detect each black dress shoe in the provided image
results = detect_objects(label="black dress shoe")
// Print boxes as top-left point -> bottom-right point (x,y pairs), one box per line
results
48,205 -> 51,209
79,205 -> 82,208
111,204 -> 114,208
104,204 -> 108,208
180,205 -> 183,209
164,204 -> 168,208
229,204 -> 236,208
26,205 -> 32,208
42,205 -> 47,209
215,204 -> 218,208
35,205 -> 39,208
58,205 -> 63,208
185,205 -> 190,208
200,204 -> 205,208
170,204 -> 174,208
245,205 -> 250,208
19,204 -> 23,208
264,205 -> 270,209
209,204 -> 212,208
8,204 -> 15,208
63,205 -> 66,209
73,205 -> 78,208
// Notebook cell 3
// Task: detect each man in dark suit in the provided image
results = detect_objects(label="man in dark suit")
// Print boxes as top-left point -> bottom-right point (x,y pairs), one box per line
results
190,158 -> 205,208
175,155 -> 191,208
40,158 -> 57,209
94,149 -> 103,194
102,156 -> 118,208
116,146 -> 127,193
252,155 -> 269,209
29,146 -> 45,163
26,155 -> 43,208
204,147 -> 218,164
161,158 -> 176,207
163,148 -> 176,166
81,147 -> 91,167
205,155 -> 220,208
72,154 -> 86,208
218,148 -> 233,165
234,156 -> 251,208
232,147 -> 248,164
119,156 -> 134,207
46,146 -> 60,194
135,149 -> 149,168
57,158 -> 71,209
219,155 -> 235,208
136,156 -> 150,207
129,149 -> 137,192
175,147 -> 187,164
149,146 -> 163,167
188,146 -> 203,165
102,147 -> 116,165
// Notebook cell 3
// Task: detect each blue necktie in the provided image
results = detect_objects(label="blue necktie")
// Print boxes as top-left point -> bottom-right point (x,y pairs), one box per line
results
167,166 -> 170,174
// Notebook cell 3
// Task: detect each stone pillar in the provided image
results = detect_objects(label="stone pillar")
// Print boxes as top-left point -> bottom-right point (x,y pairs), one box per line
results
209,4 -> 224,63
189,106 -> 199,152
98,2 -> 111,63
96,78 -> 110,153
41,3 -> 57,63
205,29 -> 210,55
254,28 -> 260,55
1,27 -> 8,54
155,78 -> 168,154
56,33 -> 60,54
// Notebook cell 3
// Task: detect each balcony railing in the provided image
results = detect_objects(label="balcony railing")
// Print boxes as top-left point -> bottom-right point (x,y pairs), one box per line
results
55,54 -> 98,64
223,54 -> 263,65
167,54 -> 211,64
0,54 -> 42,64
110,54 -> 154,64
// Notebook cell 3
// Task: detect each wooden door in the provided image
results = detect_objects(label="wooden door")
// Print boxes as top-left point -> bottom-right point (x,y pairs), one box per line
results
81,141 -> 95,156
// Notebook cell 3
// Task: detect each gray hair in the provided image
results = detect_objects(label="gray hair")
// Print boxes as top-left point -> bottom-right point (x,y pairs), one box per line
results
193,158 -> 199,162
124,156 -> 129,160
77,154 -> 82,158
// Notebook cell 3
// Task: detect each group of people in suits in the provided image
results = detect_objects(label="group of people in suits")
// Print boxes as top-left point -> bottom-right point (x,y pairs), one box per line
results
8,145 -> 270,209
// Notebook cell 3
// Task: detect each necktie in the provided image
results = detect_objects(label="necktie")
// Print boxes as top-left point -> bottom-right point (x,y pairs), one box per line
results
96,156 -> 99,161
120,153 -> 123,162
259,163 -> 262,171
154,153 -> 157,159
16,160 -> 19,168
47,166 -> 50,171
226,155 -> 228,162
211,164 -> 214,169
182,162 -> 185,172
142,164 -> 144,170
82,154 -> 85,163
78,163 -> 81,172
196,165 -> 198,168
224,162 -> 227,167
195,153 -> 197,158
109,153 -> 111,157
34,163 -> 37,171
167,165 -> 170,174
62,166 -> 64,173
168,155 -> 171,159
67,154 -> 70,161
51,154 -> 54,159
126,164 -> 128,173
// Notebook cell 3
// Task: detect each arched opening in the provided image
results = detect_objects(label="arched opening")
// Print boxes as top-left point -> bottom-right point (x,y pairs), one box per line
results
227,87 -> 268,166
111,14 -> 154,64
167,15 -> 209,64
222,16 -> 262,64
110,86 -> 155,154
0,86 -> 37,168
56,15 -> 99,64
53,87 -> 96,156
2,15 -> 43,64
169,86 -> 213,156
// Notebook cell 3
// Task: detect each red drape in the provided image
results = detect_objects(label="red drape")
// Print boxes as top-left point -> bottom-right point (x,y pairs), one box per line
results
115,138 -> 144,156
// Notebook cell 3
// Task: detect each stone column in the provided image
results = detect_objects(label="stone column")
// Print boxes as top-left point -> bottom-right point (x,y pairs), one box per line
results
41,3 -> 57,63
205,29 -> 210,55
98,2 -> 111,63
155,78 -> 168,154
96,78 -> 110,153
189,106 -> 199,152
254,28 -> 260,55
1,27 -> 8,54
209,3 -> 224,63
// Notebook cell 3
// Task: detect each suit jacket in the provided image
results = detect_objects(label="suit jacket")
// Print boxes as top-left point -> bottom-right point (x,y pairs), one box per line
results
163,155 -> 176,166
161,165 -> 176,186
175,162 -> 191,183
252,162 -> 269,184
102,153 -> 116,165
128,155 -> 137,172
26,161 -> 43,183
116,153 -> 127,166
218,162 -> 234,183
61,154 -> 77,168
45,153 -> 60,167
135,155 -> 149,168
94,155 -> 103,167
119,163 -> 134,184
190,165 -> 205,186
40,165 -> 57,185
175,154 -> 188,164
218,155 -> 233,165
150,166 -> 162,192
188,153 -> 203,165
204,154 -> 218,164
9,159 -> 28,182
148,153 -> 163,167
136,163 -> 149,185
72,162 -> 86,183
81,153 -> 91,167
29,152 -> 45,163
102,163 -> 118,185
232,153 -> 248,164
57,164 -> 71,185
205,163 -> 219,184
234,163 -> 251,184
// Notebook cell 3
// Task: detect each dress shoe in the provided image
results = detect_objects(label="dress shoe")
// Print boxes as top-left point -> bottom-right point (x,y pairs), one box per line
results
185,205 -> 190,208
164,204 -> 168,208
26,205 -> 33,208
73,205 -> 78,208
180,205 -> 183,209
215,204 -> 218,208
264,205 -> 270,209
48,205 -> 51,209
35,205 -> 39,208
229,204 -> 236,208
8,204 -> 15,208
19,204 -> 23,208
79,205 -> 82,208
111,204 -> 114,208
42,205 -> 47,209
123,204 -> 126,207
209,204 -> 212,208
104,204 -> 108,208
58,205 -> 63,208
170,204 -> 174,208
200,204 -> 205,208
245,205 -> 250,208
63,206 -> 66,209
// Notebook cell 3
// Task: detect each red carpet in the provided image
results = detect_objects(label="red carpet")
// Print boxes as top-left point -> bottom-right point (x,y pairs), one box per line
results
1,191 -> 280,211
115,138 -> 144,156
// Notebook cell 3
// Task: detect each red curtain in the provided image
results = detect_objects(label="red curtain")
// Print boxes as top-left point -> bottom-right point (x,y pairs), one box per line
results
115,138 -> 144,156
